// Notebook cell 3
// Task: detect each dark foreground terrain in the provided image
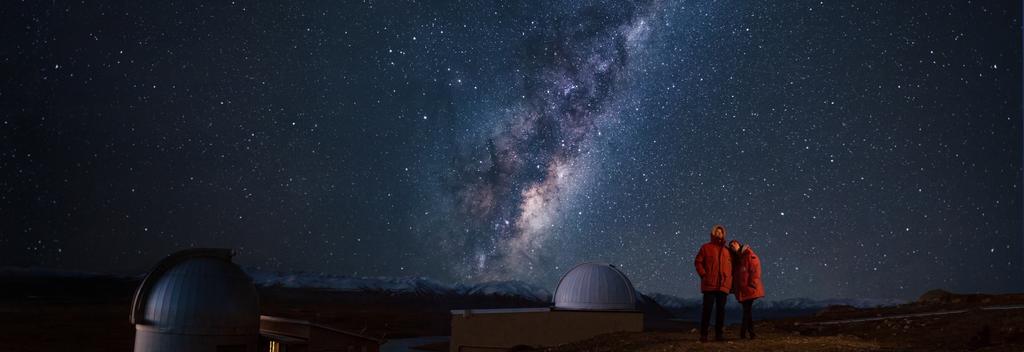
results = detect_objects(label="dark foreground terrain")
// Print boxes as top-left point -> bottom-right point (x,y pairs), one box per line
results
0,269 -> 545,351
545,290 -> 1024,352
1,270 -> 1022,352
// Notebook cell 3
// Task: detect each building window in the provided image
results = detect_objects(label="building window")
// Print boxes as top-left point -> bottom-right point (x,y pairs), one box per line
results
269,340 -> 280,352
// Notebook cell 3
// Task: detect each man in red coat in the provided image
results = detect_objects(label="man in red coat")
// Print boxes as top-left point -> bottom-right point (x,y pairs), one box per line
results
729,239 -> 765,339
694,225 -> 732,342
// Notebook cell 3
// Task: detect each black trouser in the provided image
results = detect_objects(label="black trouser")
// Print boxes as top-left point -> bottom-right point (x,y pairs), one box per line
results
700,291 -> 727,338
740,299 -> 756,337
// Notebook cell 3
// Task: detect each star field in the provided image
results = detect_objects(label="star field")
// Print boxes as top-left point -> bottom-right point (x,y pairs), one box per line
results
2,0 -> 1021,300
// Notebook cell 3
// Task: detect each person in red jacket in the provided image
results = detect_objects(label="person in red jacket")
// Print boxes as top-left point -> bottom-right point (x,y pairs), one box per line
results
694,224 -> 732,342
729,239 -> 765,339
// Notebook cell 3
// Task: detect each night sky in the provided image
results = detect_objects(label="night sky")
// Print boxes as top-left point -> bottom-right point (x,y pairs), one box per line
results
3,1 -> 1022,300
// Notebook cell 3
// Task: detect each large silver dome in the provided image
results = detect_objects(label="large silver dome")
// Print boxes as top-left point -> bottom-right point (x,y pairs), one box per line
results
131,248 -> 259,335
553,263 -> 637,311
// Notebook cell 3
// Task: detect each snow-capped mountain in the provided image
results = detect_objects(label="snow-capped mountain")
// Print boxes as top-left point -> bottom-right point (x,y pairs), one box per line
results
248,271 -> 451,294
645,292 -> 906,320
759,296 -> 906,310
456,280 -> 552,302
248,270 -> 905,312
645,293 -> 703,309
0,266 -> 904,317
247,270 -> 552,301
647,292 -> 904,310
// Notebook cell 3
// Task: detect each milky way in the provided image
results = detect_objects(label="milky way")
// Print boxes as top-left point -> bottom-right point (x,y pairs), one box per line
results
444,2 -> 655,281
4,0 -> 1021,300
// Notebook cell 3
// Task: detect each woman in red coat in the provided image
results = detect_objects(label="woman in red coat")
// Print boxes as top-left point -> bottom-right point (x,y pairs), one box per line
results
729,240 -> 765,339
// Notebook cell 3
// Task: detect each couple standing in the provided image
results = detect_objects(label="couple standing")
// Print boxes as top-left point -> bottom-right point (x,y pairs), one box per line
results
693,224 -> 765,342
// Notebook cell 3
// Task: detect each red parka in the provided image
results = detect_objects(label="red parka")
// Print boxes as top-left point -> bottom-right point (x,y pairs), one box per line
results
694,236 -> 733,293
732,245 -> 765,302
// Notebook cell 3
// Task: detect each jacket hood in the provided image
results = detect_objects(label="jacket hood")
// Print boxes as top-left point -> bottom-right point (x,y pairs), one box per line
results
710,225 -> 727,244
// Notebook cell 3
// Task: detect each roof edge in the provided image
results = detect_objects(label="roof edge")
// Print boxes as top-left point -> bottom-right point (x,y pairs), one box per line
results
259,315 -> 382,343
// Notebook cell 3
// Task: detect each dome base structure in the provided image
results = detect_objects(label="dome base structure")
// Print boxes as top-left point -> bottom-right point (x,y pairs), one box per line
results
133,328 -> 257,352
448,262 -> 644,351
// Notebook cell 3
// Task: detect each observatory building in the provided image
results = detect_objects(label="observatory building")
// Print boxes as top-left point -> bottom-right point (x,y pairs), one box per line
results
449,263 -> 644,351
131,248 -> 383,352
130,248 -> 260,352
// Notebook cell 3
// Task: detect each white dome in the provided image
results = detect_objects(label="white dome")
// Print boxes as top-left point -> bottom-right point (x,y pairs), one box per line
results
131,249 -> 259,335
553,263 -> 637,311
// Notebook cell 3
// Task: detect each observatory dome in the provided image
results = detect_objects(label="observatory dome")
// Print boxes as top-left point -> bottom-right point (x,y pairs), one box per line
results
553,263 -> 637,311
131,248 -> 259,351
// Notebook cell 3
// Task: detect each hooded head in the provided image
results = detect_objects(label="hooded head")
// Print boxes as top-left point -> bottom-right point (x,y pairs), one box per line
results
710,225 -> 727,244
729,239 -> 750,254
728,240 -> 741,252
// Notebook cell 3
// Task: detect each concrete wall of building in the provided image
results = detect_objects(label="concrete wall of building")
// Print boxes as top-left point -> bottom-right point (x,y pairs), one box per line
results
449,310 -> 643,352
133,328 -> 258,352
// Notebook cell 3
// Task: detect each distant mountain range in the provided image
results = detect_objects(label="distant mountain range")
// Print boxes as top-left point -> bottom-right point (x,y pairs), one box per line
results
248,270 -> 906,318
645,292 -> 907,320
1,266 -> 905,320
645,292 -> 905,311
249,270 -> 553,302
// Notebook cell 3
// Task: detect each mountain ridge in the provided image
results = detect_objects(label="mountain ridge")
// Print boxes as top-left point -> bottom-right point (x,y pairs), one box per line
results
0,266 -> 906,312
